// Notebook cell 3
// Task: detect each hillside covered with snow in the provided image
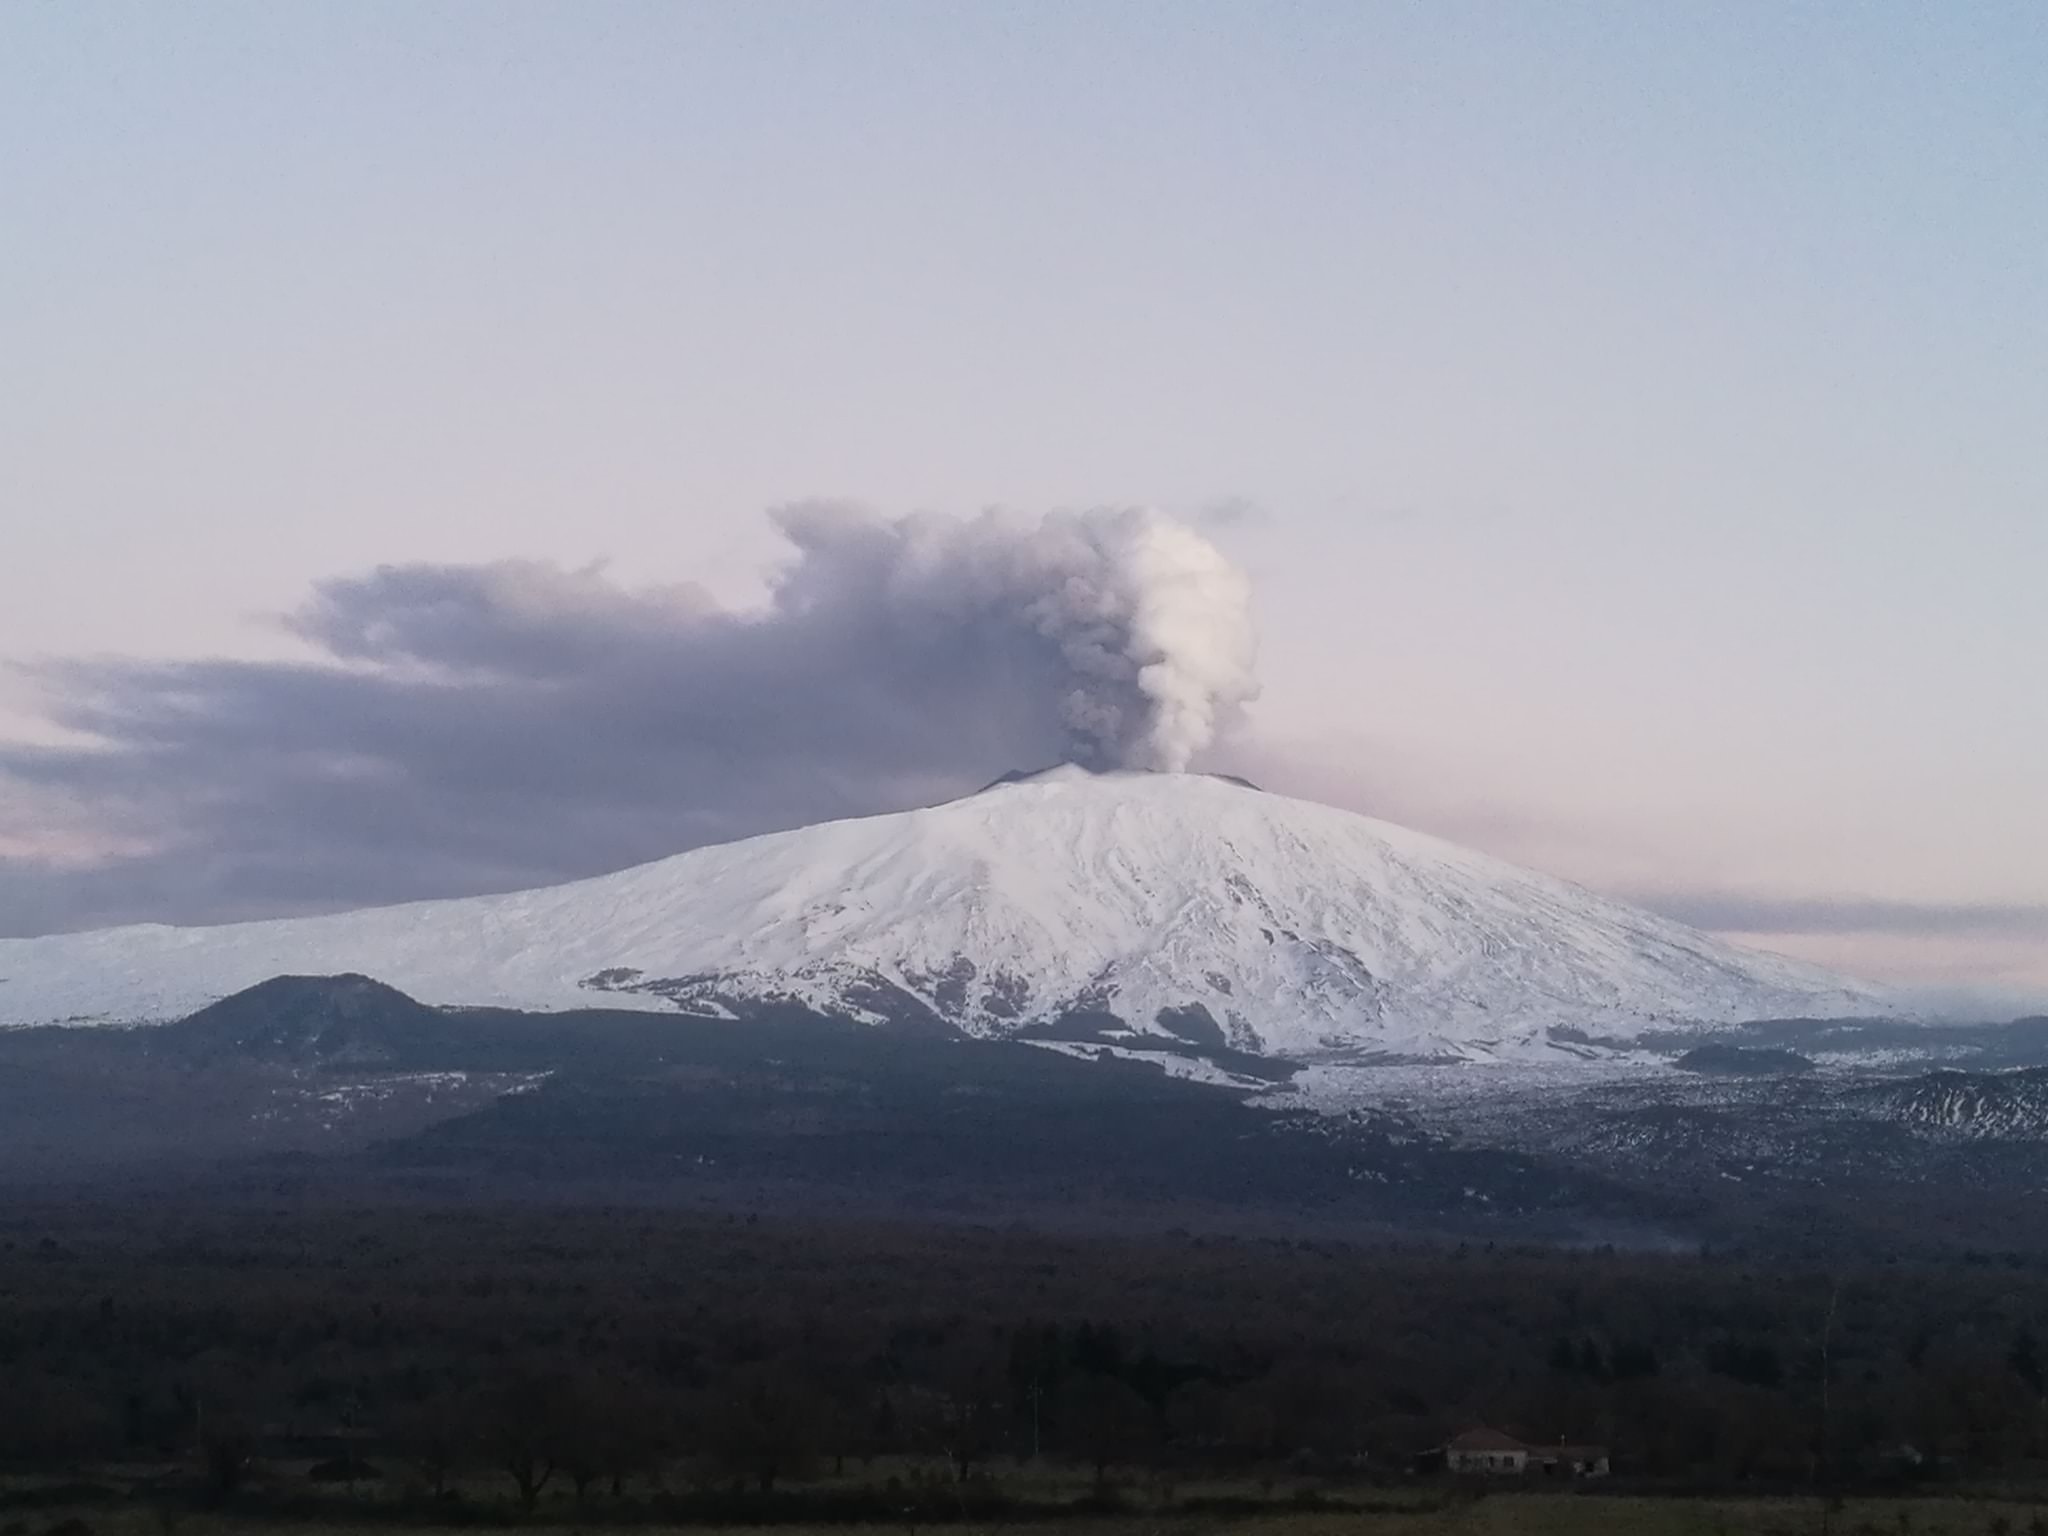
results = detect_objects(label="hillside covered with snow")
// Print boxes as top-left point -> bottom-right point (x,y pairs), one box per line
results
0,767 -> 1892,1058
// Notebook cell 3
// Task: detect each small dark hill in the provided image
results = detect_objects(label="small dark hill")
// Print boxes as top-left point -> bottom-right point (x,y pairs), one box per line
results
1675,1044 -> 1816,1077
155,974 -> 443,1067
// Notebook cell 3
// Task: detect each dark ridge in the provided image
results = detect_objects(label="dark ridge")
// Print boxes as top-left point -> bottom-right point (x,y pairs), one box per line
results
1852,1065 -> 2048,1137
977,764 -> 1069,792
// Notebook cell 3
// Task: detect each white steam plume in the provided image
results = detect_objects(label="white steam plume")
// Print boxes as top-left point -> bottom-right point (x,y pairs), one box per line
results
773,504 -> 1259,771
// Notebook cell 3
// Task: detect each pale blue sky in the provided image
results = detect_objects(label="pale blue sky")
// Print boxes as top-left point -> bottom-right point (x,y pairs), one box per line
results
2,2 -> 2044,994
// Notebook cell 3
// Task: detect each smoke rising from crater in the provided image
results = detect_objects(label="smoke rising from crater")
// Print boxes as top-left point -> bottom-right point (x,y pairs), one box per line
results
0,504 -> 1258,932
785,503 -> 1258,771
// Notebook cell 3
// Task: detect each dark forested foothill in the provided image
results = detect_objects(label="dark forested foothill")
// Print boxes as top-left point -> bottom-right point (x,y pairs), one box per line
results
8,979 -> 2048,1263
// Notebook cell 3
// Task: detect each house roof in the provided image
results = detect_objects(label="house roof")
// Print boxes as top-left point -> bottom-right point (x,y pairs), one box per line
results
1448,1427 -> 1528,1453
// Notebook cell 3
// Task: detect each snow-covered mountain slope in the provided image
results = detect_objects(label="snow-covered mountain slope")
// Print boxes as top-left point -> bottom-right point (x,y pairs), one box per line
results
0,767 -> 1893,1059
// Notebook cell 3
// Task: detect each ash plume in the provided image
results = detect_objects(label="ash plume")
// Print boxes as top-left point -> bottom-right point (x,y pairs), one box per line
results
0,504 -> 1258,933
780,503 -> 1258,771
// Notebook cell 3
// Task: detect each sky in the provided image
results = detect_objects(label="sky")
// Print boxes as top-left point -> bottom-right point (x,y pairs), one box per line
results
1,1 -> 2043,1002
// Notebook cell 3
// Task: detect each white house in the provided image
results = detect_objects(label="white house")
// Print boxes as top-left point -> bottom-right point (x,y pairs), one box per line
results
1444,1426 -> 1529,1473
1440,1427 -> 1609,1478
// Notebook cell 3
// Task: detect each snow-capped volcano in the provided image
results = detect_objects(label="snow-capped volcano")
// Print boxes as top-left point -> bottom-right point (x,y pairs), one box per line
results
0,767 -> 1891,1058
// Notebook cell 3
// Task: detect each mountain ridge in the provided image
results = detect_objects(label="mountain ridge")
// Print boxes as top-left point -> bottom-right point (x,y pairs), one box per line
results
0,768 -> 1893,1058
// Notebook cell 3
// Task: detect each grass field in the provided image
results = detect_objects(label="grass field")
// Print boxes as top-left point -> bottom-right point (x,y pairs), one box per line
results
8,1457 -> 2048,1536
9,1496 -> 2048,1536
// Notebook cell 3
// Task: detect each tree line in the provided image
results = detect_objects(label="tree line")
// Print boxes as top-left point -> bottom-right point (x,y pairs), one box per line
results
0,1196 -> 2045,1502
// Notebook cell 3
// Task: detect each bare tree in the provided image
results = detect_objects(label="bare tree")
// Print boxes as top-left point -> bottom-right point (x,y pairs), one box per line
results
388,1394 -> 472,1498
484,1371 -> 566,1511
920,1348 -> 1007,1482
701,1364 -> 825,1494
1058,1376 -> 1156,1488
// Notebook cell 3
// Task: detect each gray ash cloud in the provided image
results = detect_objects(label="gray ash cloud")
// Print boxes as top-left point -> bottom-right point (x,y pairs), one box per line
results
0,503 -> 1256,932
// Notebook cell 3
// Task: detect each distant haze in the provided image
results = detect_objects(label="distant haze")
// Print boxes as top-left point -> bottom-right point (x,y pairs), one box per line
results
0,5 -> 2042,1000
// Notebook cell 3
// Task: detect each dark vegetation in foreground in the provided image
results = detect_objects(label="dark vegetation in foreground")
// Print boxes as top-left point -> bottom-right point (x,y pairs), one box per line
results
3,1195 -> 2048,1528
